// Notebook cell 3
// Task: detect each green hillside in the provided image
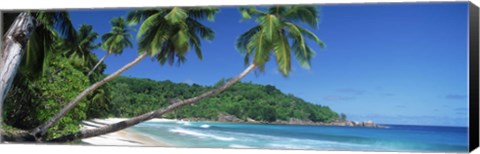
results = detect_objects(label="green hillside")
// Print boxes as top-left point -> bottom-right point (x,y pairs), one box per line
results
104,76 -> 340,123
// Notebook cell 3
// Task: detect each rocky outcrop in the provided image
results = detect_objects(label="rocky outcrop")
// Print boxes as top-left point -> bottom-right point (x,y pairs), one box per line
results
217,112 -> 242,122
328,120 -> 384,128
182,117 -> 209,121
189,112 -> 384,128
246,118 -> 258,123
271,119 -> 384,128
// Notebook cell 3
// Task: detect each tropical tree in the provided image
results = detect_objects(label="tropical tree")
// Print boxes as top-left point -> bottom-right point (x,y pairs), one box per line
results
87,17 -> 133,77
1,11 -> 76,141
47,6 -> 325,142
30,7 -> 219,140
61,24 -> 100,74
237,6 -> 325,75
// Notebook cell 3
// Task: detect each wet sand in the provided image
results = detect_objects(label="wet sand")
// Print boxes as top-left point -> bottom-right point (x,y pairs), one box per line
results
80,118 -> 172,147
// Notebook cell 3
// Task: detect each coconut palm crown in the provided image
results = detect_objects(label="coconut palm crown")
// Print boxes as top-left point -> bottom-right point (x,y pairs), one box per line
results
62,24 -> 100,73
87,17 -> 134,77
101,17 -> 134,55
236,6 -> 325,76
127,7 -> 219,65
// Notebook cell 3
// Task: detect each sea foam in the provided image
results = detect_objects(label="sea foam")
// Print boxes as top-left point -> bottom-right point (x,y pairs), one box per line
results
176,121 -> 192,126
229,144 -> 253,148
200,124 -> 210,128
169,128 -> 236,141
147,118 -> 177,122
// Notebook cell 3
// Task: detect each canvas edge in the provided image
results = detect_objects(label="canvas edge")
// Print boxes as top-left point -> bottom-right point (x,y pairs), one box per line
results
468,1 -> 480,153
0,1 -> 476,153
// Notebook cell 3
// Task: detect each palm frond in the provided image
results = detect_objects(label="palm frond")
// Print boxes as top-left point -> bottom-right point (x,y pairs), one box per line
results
284,22 -> 306,52
239,7 -> 265,20
187,7 -> 220,21
247,30 -> 272,70
236,25 -> 262,54
137,13 -> 162,40
257,14 -> 280,42
164,7 -> 188,24
186,18 -> 215,41
292,39 -> 316,69
268,6 -> 287,15
187,29 -> 203,60
272,31 -> 291,76
295,25 -> 326,48
126,9 -> 160,26
171,29 -> 190,54
284,6 -> 319,28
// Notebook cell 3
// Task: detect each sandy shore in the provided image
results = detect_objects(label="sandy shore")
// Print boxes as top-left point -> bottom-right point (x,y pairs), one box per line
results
80,118 -> 173,147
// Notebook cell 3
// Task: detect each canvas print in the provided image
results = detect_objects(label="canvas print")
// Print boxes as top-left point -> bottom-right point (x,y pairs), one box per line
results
0,1 -> 476,153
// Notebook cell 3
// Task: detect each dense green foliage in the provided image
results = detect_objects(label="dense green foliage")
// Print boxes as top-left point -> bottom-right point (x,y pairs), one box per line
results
4,55 -> 90,139
2,13 -> 107,140
105,76 -> 339,123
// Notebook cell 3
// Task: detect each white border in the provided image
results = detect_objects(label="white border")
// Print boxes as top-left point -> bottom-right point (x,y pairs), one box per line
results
1,0 -> 478,154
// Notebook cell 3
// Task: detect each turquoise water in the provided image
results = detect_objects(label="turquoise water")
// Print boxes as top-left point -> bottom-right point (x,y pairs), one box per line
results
130,120 -> 468,152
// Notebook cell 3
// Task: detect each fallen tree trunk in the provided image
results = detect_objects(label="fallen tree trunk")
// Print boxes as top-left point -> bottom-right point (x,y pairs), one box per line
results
1,128 -> 35,142
0,12 -> 36,142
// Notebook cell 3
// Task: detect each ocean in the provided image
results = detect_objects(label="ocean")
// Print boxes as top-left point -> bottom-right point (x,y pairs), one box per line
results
129,119 -> 468,152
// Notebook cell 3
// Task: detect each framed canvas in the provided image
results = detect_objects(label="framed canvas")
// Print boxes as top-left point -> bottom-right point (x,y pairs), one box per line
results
0,0 -> 478,153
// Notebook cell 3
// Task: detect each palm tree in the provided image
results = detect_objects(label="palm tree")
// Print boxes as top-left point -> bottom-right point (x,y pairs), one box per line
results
236,6 -> 325,75
87,17 -> 133,77
48,6 -> 325,142
62,24 -> 100,74
31,7 -> 219,140
1,12 -> 76,141
1,12 -> 76,79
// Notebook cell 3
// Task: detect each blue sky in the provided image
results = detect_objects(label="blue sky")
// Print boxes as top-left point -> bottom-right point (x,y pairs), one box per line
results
69,2 -> 469,127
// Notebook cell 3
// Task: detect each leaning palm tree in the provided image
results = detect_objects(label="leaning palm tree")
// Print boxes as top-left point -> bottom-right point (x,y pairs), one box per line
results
48,6 -> 325,142
87,17 -> 133,77
30,7 -> 219,140
1,11 -> 75,141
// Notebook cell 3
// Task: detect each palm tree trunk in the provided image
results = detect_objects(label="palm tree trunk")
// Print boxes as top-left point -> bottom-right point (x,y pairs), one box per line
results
49,63 -> 257,142
0,12 -> 36,142
87,52 -> 110,77
31,52 -> 149,140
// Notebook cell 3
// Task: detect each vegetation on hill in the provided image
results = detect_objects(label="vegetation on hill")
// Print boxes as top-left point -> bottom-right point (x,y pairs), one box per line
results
105,76 -> 340,123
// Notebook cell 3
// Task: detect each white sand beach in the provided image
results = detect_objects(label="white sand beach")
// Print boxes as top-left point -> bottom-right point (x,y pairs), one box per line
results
80,118 -> 172,146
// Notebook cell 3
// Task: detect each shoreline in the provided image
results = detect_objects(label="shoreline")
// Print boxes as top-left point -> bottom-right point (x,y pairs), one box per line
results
77,118 -> 467,152
181,116 -> 385,128
80,118 -> 173,146
79,117 -> 384,146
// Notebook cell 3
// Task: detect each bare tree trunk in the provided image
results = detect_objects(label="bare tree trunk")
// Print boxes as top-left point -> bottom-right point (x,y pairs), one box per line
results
49,63 -> 257,142
87,52 -> 110,77
31,52 -> 148,140
0,12 -> 36,142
